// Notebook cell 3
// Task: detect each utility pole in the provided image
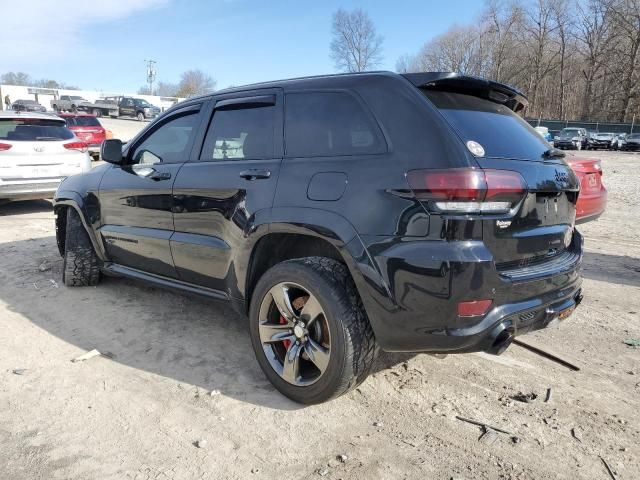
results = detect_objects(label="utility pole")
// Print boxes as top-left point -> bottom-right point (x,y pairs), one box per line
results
145,59 -> 157,95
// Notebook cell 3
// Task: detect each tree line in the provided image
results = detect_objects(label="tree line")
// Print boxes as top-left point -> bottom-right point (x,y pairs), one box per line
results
0,69 -> 216,99
1,72 -> 80,90
396,0 -> 640,122
137,69 -> 216,98
331,1 -> 640,123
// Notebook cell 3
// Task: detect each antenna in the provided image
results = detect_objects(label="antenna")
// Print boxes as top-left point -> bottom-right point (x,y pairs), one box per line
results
144,59 -> 157,95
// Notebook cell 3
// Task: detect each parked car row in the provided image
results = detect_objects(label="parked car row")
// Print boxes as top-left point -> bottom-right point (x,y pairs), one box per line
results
551,127 -> 637,151
8,96 -> 161,121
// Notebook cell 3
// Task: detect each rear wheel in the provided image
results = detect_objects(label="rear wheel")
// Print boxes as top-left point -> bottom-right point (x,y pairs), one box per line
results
249,257 -> 378,404
62,208 -> 100,287
93,108 -> 102,117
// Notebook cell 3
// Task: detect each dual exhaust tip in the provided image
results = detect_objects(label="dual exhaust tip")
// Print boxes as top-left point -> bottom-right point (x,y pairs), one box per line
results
487,326 -> 515,355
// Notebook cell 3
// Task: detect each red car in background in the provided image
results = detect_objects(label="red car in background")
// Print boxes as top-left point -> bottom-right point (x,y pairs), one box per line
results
567,157 -> 607,223
58,113 -> 106,160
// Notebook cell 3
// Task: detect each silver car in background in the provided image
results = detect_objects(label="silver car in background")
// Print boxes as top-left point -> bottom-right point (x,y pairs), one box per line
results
0,112 -> 91,201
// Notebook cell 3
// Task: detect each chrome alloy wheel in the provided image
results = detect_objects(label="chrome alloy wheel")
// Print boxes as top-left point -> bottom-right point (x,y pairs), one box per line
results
258,282 -> 331,386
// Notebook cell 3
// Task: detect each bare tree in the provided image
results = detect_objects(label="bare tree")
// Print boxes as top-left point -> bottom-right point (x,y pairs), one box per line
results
156,81 -> 179,97
330,8 -> 383,72
395,0 -> 640,123
610,0 -> 640,120
574,0 -> 615,119
175,70 -> 216,98
482,0 -> 522,83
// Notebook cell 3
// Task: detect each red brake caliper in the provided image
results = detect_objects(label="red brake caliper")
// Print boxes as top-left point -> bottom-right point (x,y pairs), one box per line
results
279,315 -> 292,350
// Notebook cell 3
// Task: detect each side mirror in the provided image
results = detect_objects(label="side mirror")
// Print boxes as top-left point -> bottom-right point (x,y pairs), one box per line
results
101,139 -> 124,164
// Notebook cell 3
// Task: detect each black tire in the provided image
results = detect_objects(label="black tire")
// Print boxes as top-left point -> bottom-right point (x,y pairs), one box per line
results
93,108 -> 102,117
136,112 -> 145,121
62,208 -> 100,287
249,257 -> 378,404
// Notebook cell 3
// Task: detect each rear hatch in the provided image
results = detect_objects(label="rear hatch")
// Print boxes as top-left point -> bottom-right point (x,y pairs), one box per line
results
405,75 -> 580,271
0,117 -> 87,181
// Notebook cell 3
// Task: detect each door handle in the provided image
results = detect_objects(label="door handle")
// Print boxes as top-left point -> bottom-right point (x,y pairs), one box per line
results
149,171 -> 171,181
133,166 -> 172,181
239,169 -> 271,180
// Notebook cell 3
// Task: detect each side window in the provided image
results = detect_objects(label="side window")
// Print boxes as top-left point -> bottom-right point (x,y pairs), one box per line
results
285,92 -> 384,158
130,112 -> 200,165
200,104 -> 275,161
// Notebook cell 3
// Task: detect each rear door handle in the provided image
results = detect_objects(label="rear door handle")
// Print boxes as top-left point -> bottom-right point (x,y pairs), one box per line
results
239,169 -> 271,180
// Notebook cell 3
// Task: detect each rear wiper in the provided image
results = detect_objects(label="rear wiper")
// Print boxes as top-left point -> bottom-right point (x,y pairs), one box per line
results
542,148 -> 565,159
35,137 -> 61,141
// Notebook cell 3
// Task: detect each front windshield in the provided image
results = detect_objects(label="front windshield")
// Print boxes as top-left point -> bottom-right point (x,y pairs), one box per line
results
134,99 -> 152,107
70,96 -> 85,100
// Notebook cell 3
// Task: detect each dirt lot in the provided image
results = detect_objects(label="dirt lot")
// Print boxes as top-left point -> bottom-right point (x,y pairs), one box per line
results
0,150 -> 638,480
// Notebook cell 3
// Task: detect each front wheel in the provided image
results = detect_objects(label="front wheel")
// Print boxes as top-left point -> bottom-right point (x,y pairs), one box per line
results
93,108 -> 102,117
62,208 -> 100,287
136,112 -> 145,121
249,257 -> 378,404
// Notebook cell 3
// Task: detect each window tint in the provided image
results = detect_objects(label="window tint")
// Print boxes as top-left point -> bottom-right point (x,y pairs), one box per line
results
130,112 -> 199,164
285,92 -> 383,157
423,90 -> 550,161
200,105 -> 275,161
0,119 -> 73,141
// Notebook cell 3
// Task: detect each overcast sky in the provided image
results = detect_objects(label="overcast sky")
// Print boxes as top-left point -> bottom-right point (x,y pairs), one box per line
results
1,0 -> 484,92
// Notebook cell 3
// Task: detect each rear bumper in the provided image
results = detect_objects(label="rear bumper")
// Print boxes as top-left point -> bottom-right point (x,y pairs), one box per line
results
355,231 -> 584,353
576,189 -> 607,223
0,180 -> 62,199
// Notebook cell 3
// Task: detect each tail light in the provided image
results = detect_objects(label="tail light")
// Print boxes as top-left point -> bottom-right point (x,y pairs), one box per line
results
64,141 -> 88,153
406,168 -> 527,214
0,143 -> 12,151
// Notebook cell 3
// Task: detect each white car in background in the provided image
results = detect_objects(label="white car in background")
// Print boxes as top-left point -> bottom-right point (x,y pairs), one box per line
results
0,112 -> 91,202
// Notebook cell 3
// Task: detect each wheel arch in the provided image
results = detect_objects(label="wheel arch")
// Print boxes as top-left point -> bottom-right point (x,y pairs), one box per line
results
241,208 -> 395,340
53,192 -> 106,261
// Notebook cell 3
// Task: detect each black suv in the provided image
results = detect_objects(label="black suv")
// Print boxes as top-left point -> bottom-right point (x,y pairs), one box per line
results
53,72 -> 583,404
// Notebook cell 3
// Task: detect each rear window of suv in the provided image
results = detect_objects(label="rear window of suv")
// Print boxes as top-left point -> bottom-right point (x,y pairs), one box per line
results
285,91 -> 384,157
422,90 -> 549,161
0,118 -> 74,141
64,116 -> 101,127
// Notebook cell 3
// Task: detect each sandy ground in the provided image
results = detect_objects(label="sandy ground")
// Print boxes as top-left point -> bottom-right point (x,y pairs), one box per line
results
0,150 -> 638,480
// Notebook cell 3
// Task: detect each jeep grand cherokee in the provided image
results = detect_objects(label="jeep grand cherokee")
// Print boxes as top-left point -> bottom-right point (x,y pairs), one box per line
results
53,72 -> 583,404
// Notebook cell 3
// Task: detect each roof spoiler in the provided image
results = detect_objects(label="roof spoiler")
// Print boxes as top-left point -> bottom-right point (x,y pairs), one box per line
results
402,72 -> 528,113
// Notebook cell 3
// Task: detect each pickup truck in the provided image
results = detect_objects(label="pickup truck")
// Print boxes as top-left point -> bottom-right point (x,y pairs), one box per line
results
101,96 -> 161,121
51,95 -> 119,118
